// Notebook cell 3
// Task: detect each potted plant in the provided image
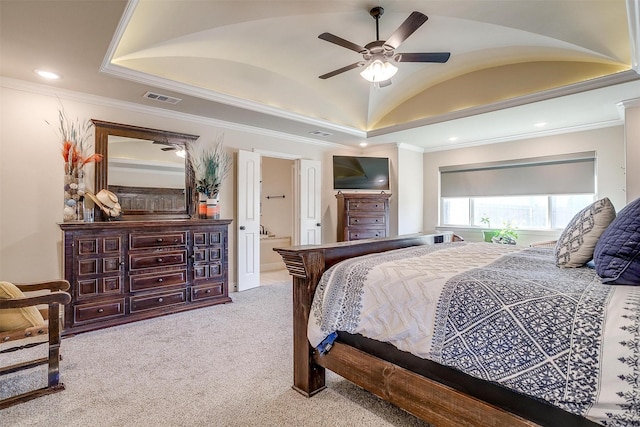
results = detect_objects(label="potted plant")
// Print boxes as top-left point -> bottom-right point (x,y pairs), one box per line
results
187,134 -> 232,219
480,214 -> 499,242
492,220 -> 518,244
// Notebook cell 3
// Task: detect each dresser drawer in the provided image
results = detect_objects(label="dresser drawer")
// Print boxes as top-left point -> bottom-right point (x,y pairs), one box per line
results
129,250 -> 187,270
348,214 -> 386,226
193,262 -> 222,281
348,229 -> 386,240
129,232 -> 187,249
129,290 -> 187,313
192,231 -> 223,246
191,282 -> 224,301
130,269 -> 187,292
193,247 -> 222,263
76,276 -> 123,300
346,200 -> 387,211
74,299 -> 125,324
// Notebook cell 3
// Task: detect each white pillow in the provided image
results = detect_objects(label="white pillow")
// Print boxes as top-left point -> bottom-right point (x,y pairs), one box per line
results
554,197 -> 616,268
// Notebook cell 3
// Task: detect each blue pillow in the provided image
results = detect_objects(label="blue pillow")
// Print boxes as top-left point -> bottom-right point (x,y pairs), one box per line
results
593,197 -> 640,285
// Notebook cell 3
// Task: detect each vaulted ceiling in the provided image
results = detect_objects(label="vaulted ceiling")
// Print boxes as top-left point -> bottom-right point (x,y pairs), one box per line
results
2,0 -> 639,150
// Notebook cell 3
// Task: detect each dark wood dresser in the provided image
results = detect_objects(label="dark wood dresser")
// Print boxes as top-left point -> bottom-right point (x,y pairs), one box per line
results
59,219 -> 232,335
336,192 -> 391,241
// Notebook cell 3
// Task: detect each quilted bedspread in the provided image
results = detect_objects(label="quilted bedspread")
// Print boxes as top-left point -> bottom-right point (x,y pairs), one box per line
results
308,242 -> 640,425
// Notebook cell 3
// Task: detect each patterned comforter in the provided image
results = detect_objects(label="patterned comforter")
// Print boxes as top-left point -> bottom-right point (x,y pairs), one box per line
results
308,242 -> 640,425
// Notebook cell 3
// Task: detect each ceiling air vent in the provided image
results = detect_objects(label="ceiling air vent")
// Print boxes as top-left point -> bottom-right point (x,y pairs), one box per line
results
309,130 -> 332,137
142,91 -> 182,105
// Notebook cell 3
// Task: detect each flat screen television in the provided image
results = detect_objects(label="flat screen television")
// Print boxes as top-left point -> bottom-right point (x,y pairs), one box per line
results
332,155 -> 390,190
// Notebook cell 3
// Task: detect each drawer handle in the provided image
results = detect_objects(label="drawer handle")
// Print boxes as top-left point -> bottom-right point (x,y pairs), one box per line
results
157,258 -> 163,263
158,278 -> 163,282
205,289 -> 211,294
157,238 -> 163,242
375,219 -> 379,222
158,297 -> 164,303
375,233 -> 380,237
354,219 -> 359,222
98,308 -> 104,313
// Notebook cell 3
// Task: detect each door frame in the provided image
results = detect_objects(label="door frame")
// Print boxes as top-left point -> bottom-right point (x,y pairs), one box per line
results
236,149 -> 318,291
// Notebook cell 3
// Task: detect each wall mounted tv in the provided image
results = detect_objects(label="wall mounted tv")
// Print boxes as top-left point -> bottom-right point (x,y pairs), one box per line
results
333,155 -> 390,190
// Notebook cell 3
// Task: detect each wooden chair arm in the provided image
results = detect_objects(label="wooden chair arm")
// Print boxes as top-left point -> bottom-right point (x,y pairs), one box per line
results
14,280 -> 70,293
0,292 -> 71,309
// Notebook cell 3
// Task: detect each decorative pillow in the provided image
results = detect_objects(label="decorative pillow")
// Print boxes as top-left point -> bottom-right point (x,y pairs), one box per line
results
554,197 -> 616,267
594,197 -> 640,285
0,281 -> 46,332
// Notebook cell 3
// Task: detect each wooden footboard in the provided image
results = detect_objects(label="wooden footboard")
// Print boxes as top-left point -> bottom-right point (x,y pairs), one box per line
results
276,233 -> 448,397
275,234 -> 598,427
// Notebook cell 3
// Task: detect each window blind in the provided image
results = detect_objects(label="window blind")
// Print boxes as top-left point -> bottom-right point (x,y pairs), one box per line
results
440,152 -> 596,197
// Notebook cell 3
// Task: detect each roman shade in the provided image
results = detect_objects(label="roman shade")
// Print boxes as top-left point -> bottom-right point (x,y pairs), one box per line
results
440,152 -> 596,198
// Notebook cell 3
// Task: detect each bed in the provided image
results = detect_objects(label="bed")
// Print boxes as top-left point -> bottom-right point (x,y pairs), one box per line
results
274,196 -> 640,427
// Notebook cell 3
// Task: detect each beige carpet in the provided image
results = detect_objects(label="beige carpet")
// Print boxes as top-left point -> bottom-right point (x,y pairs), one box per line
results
1,278 -> 430,426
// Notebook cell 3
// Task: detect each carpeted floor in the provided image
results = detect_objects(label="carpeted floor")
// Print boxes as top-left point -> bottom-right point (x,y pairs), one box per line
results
1,277 -> 430,426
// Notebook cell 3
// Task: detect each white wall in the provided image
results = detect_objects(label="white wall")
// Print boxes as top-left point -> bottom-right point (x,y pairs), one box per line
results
0,82 -> 333,284
624,103 -> 640,202
397,144 -> 424,235
424,126 -> 627,245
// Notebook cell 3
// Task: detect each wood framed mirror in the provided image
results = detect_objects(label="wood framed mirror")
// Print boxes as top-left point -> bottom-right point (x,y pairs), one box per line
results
92,120 -> 199,220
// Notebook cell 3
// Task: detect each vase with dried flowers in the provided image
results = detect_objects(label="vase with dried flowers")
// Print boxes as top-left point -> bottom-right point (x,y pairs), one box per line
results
187,134 -> 232,219
47,109 -> 102,221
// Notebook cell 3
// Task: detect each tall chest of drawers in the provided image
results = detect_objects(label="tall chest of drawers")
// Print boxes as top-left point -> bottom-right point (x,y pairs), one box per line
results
336,192 -> 391,241
59,219 -> 232,335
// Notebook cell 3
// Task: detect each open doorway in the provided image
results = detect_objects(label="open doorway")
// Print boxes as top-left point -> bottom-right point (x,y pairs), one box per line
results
259,156 -> 294,273
237,150 -> 321,291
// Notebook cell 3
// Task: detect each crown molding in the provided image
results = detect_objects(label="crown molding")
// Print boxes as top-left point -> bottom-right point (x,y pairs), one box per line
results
367,70 -> 640,138
0,77 -> 345,149
422,118 -> 623,153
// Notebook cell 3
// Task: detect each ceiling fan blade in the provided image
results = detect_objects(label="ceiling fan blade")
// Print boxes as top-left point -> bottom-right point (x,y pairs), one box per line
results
384,12 -> 428,49
394,52 -> 451,63
319,62 -> 364,79
318,32 -> 367,53
161,146 -> 177,151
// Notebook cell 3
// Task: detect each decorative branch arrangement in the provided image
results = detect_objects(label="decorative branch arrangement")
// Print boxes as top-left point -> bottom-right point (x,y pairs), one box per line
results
187,133 -> 232,199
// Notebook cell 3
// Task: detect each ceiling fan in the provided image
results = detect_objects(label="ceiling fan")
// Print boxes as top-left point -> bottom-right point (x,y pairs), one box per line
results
153,141 -> 186,157
318,6 -> 450,86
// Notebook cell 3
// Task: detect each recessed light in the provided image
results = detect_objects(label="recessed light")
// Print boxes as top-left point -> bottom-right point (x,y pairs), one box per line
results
359,142 -> 368,147
35,69 -> 61,80
448,136 -> 458,142
534,122 -> 547,127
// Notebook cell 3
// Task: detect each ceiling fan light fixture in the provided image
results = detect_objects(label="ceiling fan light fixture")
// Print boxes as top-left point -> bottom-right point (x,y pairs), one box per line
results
360,59 -> 397,82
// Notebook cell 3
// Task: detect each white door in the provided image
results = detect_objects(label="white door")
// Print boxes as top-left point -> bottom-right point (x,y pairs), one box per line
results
237,150 -> 261,291
298,159 -> 322,245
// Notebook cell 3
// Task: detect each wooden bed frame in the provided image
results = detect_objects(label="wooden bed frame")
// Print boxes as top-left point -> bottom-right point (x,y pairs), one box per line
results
275,233 -> 597,427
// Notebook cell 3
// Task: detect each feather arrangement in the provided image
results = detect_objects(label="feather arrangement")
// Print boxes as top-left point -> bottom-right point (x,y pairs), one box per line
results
47,107 -> 102,174
187,134 -> 232,199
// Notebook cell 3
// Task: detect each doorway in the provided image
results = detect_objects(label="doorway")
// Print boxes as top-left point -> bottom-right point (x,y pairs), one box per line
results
259,157 -> 294,273
236,150 -> 322,291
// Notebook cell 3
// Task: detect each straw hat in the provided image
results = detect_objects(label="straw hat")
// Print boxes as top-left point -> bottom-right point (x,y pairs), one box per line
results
86,189 -> 122,217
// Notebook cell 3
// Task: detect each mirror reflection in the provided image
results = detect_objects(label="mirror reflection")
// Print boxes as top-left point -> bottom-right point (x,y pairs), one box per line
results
92,120 -> 199,220
107,136 -> 187,216
108,136 -> 186,189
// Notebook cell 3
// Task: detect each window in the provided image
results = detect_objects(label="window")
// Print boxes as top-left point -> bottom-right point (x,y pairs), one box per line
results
441,194 -> 595,229
440,153 -> 596,230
